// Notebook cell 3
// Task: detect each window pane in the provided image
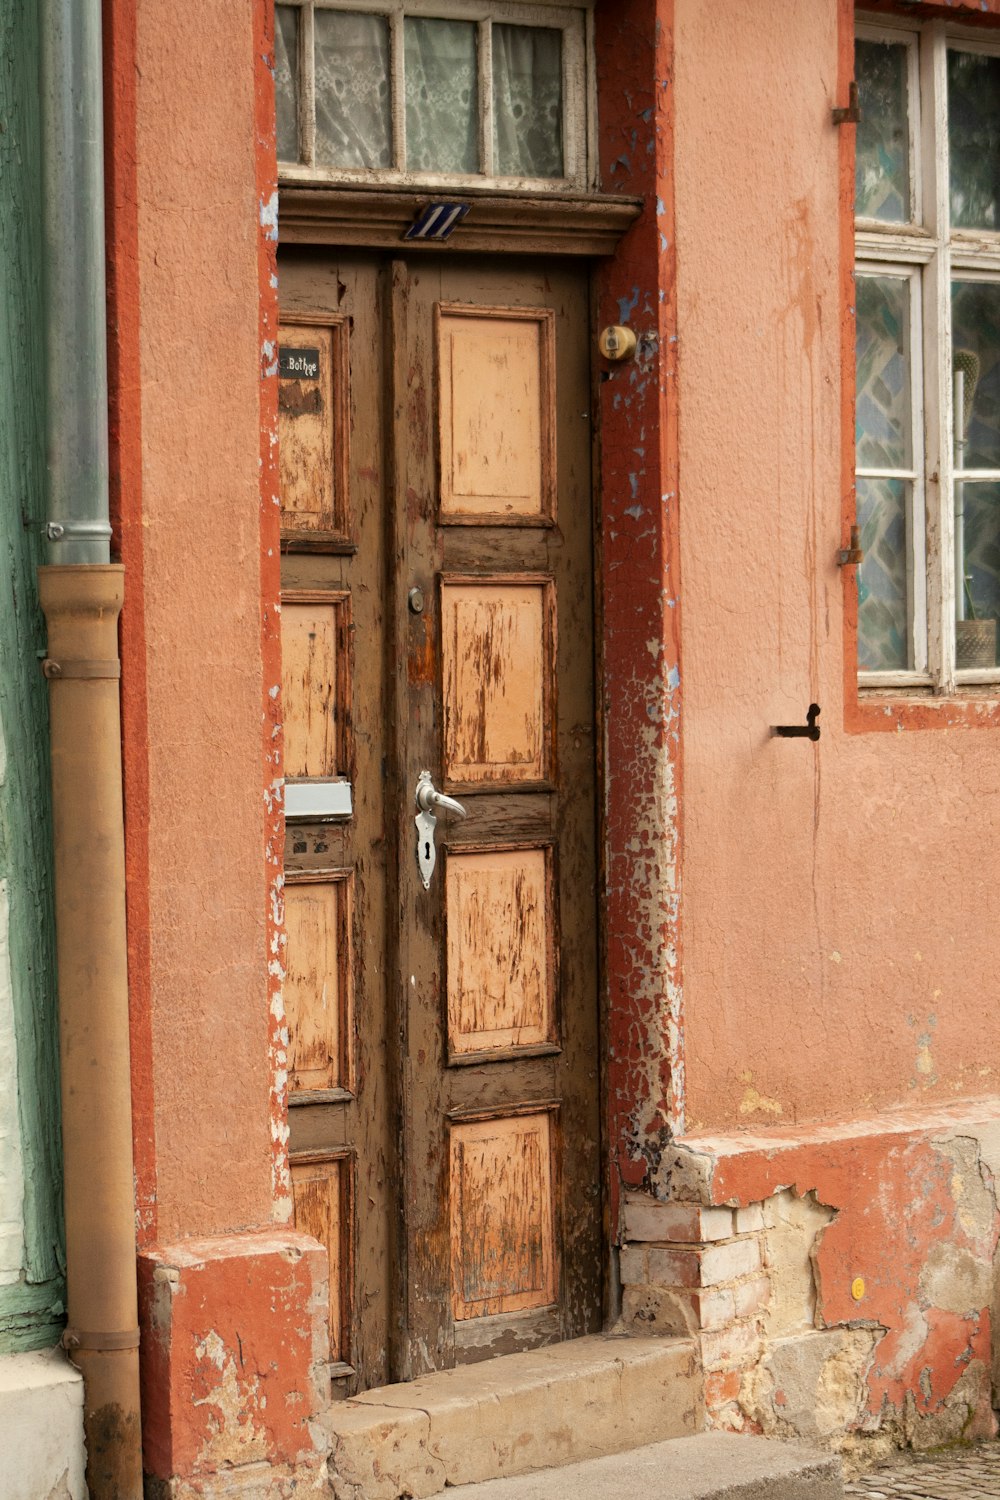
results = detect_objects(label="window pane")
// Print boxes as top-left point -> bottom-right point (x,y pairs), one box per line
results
405,18 -> 478,174
315,11 -> 391,170
855,39 -> 910,222
952,281 -> 1000,470
275,5 -> 299,163
948,50 -> 1000,230
956,481 -> 1000,667
857,478 -> 910,672
856,275 -> 911,470
493,24 -> 563,178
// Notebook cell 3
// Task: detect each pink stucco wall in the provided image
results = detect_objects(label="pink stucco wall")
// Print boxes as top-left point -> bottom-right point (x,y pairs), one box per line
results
676,0 -> 1000,1132
126,0 -> 279,1239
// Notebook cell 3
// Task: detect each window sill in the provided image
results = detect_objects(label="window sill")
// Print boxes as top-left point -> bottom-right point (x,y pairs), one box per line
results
278,181 -> 642,256
851,681 -> 1000,732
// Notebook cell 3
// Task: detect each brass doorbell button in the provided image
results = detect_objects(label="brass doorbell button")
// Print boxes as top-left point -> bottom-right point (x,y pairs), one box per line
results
598,325 -> 637,362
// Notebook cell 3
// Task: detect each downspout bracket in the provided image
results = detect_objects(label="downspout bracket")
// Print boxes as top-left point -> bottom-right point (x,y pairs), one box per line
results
42,658 -> 122,680
43,520 -> 113,545
62,1326 -> 141,1353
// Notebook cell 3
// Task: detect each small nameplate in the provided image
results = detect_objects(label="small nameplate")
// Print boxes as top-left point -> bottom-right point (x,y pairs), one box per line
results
279,346 -> 320,380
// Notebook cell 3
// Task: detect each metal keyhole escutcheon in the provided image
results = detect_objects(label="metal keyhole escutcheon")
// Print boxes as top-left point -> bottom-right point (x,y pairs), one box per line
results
414,770 -> 466,889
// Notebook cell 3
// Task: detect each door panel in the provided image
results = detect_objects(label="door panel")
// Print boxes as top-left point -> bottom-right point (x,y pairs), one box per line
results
281,591 -> 351,779
437,305 -> 556,523
445,845 -> 556,1058
278,250 -> 600,1390
284,871 -> 353,1095
449,1111 -> 557,1321
440,577 -> 554,786
291,1154 -> 351,1363
279,256 -> 392,1390
277,317 -> 351,544
391,257 -> 600,1375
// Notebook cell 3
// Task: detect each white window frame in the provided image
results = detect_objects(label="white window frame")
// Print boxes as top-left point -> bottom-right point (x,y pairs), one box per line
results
856,15 -> 1000,692
276,0 -> 595,194
854,260 -> 928,677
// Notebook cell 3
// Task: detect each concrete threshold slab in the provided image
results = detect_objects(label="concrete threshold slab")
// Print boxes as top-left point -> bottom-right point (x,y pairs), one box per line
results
323,1333 -> 702,1500
444,1433 -> 844,1500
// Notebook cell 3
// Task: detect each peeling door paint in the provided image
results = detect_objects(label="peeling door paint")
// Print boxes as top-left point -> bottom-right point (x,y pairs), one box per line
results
595,0 -> 684,1220
0,881 -> 27,1283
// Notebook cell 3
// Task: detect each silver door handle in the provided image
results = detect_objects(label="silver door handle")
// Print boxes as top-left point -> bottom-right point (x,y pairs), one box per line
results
415,771 -> 466,821
414,772 -> 466,890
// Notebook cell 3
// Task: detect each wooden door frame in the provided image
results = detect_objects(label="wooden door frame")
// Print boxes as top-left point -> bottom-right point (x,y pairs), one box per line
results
275,234 -> 618,1365
274,0 -> 684,1341
254,0 -> 683,1392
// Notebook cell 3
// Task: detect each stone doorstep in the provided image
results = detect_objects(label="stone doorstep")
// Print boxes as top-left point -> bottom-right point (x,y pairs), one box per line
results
322,1334 -> 703,1500
444,1434 -> 844,1500
0,1348 -> 87,1500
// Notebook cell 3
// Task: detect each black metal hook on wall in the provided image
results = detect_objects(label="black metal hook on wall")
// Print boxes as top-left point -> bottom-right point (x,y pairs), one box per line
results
773,704 -> 821,741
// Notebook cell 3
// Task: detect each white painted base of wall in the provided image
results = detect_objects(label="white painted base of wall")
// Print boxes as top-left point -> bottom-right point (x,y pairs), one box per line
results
0,1346 -> 86,1500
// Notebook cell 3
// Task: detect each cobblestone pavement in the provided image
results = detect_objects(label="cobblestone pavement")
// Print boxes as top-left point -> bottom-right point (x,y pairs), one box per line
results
844,1443 -> 1000,1497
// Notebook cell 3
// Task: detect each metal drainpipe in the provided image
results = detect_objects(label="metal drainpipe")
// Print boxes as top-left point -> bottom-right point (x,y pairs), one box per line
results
38,0 -> 142,1494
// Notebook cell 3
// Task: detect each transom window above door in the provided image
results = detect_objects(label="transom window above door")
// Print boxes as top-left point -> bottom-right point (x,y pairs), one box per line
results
275,1 -> 592,190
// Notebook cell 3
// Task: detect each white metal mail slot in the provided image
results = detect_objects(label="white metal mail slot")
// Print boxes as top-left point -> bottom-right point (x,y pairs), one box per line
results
284,780 -> 353,820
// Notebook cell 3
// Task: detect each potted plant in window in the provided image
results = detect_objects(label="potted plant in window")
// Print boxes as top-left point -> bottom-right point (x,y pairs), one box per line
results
955,579 -> 996,669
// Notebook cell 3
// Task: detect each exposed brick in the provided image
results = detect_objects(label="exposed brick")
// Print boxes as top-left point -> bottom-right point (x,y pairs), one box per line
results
645,1236 -> 761,1290
624,1198 -> 734,1244
622,1281 -> 737,1335
705,1369 -> 742,1408
733,1273 -> 771,1319
734,1204 -> 766,1234
710,1405 -> 751,1434
618,1244 -> 647,1285
646,1246 -> 702,1288
699,1237 -> 762,1286
622,1283 -> 697,1336
698,1286 -> 737,1330
700,1318 -> 763,1372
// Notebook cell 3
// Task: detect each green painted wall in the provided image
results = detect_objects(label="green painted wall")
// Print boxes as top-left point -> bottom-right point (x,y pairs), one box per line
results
0,0 -> 66,1350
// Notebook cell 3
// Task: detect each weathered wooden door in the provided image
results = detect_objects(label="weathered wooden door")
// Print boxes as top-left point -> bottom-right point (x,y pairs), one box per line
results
278,250 -> 600,1390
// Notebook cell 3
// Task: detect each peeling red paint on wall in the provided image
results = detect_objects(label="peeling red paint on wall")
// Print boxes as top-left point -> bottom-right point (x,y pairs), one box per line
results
681,1104 -> 1000,1442
138,1232 -> 328,1482
595,0 -> 683,1220
254,0 -> 292,1222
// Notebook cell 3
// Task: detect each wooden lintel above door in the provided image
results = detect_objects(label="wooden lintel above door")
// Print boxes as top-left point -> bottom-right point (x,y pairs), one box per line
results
278,185 -> 641,257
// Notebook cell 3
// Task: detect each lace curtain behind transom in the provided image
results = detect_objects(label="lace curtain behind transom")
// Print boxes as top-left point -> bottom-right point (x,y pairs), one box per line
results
405,18 -> 478,173
275,5 -> 298,161
493,24 -> 563,179
315,10 -> 392,170
275,5 -> 572,182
